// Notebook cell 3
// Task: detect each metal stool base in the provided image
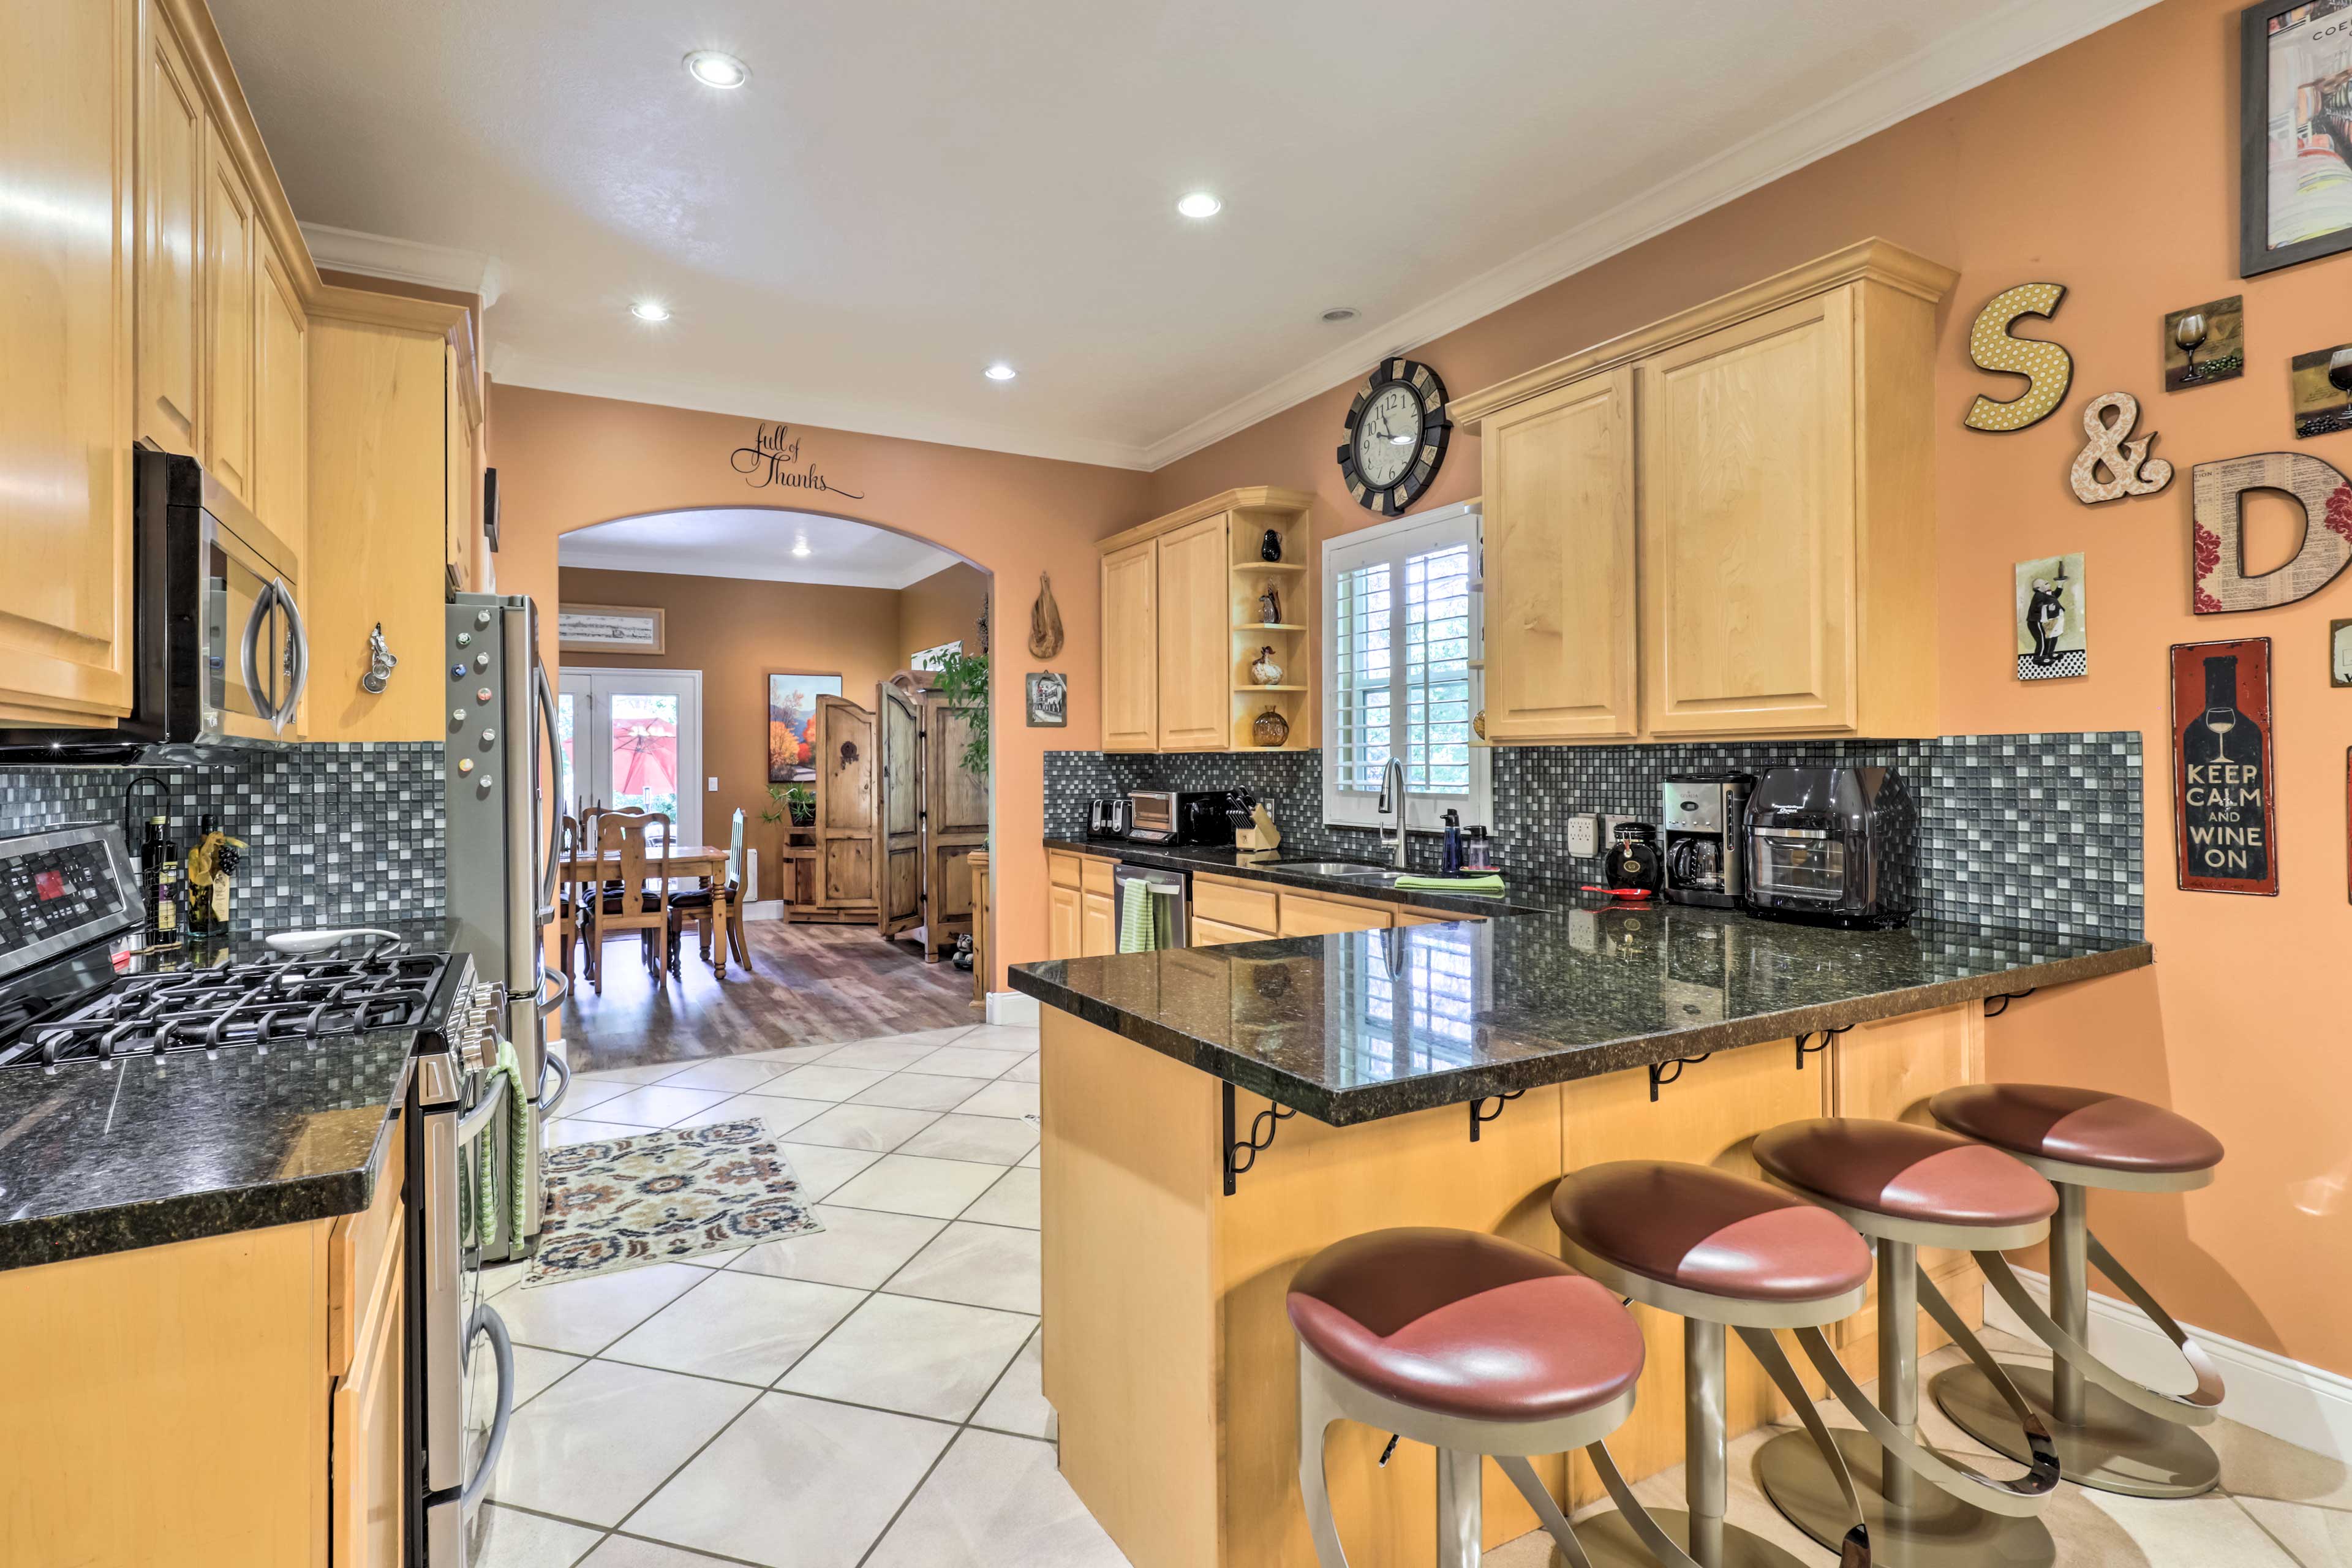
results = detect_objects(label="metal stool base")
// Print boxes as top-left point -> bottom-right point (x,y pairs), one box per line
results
1757,1428 -> 2055,1568
1931,1363 -> 2220,1499
1555,1507 -> 1816,1568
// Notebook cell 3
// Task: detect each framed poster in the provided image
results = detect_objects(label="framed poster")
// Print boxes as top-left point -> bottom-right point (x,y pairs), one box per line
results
2241,0 -> 2352,276
767,673 -> 843,783
2015,555 -> 2087,680
1025,671 -> 1067,726
2171,637 -> 2279,895
558,603 -> 665,654
2333,618 -> 2352,684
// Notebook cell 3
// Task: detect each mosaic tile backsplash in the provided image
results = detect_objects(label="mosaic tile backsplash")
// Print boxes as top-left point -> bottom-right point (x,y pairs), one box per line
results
0,744 -> 447,936
1045,733 -> 2143,941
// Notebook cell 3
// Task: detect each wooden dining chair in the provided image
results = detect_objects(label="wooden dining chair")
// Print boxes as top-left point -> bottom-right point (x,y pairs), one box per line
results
670,809 -> 750,974
585,809 -> 673,993
557,814 -> 582,986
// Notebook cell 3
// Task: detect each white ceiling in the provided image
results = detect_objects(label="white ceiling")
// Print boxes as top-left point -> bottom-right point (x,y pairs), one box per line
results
213,0 -> 2153,470
559,509 -> 963,590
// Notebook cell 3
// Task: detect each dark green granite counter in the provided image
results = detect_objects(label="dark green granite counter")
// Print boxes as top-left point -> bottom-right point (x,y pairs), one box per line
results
1017,840 -> 2150,1125
0,926 -> 445,1272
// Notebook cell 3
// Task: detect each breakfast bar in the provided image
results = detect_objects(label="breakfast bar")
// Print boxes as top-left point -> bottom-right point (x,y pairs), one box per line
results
1010,895 -> 2149,1568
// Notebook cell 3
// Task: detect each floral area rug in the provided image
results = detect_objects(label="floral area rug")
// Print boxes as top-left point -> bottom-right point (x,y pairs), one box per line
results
526,1117 -> 824,1286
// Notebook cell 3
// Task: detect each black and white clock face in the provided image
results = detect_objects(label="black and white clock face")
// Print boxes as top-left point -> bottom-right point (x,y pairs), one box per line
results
1338,359 -> 1450,514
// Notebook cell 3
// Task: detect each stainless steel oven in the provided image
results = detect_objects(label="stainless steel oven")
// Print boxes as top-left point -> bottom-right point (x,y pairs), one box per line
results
0,449 -> 307,763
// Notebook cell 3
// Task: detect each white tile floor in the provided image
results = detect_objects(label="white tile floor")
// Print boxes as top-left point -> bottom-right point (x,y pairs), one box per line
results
480,1020 -> 2350,1568
473,1021 -> 1131,1568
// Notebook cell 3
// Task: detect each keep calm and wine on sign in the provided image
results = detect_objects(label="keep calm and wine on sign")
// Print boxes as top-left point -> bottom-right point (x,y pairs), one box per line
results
2170,636 -> 2278,896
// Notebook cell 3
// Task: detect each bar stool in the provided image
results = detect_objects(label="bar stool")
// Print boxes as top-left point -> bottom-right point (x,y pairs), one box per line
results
1749,1119 -> 2064,1568
1289,1227 -> 1646,1567
1925,1084 -> 2226,1498
1551,1161 -> 1877,1568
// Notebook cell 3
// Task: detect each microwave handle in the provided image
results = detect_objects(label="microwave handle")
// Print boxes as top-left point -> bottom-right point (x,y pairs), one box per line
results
272,579 -> 309,734
238,581 -> 275,727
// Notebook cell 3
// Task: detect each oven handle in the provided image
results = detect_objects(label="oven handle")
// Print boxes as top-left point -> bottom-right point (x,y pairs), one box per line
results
273,579 -> 309,734
538,1049 -> 571,1118
457,1303 -> 514,1510
456,1068 -> 509,1149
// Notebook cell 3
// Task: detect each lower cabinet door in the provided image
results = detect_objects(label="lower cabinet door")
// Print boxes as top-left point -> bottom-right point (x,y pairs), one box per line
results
1080,889 -> 1115,957
1048,883 -> 1081,960
1191,916 -> 1274,947
331,1208 -> 405,1568
1276,892 -> 1395,938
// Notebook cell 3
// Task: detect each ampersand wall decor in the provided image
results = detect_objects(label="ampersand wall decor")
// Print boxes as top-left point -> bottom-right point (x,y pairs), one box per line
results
1962,282 -> 2073,432
2069,393 -> 2174,504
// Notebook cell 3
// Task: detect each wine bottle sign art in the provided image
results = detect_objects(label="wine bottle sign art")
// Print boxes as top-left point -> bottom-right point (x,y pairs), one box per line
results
2170,637 -> 2279,897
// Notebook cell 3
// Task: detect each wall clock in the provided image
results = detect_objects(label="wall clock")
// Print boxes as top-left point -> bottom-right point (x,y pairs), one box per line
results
1338,358 -> 1450,514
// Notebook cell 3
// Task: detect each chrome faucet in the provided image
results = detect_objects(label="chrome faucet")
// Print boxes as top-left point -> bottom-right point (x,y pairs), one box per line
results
1377,757 -> 1409,869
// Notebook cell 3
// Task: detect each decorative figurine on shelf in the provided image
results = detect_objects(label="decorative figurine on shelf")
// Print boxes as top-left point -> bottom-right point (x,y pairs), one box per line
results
1250,646 -> 1284,686
1258,584 -> 1283,625
1251,705 -> 1291,748
1260,527 -> 1284,562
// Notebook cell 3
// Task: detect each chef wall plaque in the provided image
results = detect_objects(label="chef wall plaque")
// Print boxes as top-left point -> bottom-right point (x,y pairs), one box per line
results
2170,637 -> 2278,896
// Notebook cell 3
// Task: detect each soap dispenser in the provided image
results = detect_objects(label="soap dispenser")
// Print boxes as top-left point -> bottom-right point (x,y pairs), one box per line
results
1440,809 -> 1464,876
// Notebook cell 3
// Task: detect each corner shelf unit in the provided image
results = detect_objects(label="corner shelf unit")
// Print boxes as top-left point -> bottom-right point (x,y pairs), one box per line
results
1230,510 -> 1313,752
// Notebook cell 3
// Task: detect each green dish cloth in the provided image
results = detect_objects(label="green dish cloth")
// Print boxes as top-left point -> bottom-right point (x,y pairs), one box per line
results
1117,876 -> 1169,953
1393,873 -> 1507,894
475,1035 -> 531,1245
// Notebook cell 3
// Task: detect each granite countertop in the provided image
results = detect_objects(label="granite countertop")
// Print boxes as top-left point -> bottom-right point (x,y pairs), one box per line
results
1018,839 -> 2151,1125
0,923 -> 453,1272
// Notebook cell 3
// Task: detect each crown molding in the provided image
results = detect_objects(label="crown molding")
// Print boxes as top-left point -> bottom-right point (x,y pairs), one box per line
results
300,222 -> 505,307
489,347 -> 1155,471
1133,0 -> 2162,471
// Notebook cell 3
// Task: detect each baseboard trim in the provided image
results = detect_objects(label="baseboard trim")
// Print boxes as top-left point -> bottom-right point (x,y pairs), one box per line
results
986,991 -> 1039,1027
1983,1265 -> 2352,1460
742,900 -> 785,922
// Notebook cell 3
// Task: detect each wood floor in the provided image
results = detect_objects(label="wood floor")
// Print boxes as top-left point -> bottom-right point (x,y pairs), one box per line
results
557,917 -> 981,1072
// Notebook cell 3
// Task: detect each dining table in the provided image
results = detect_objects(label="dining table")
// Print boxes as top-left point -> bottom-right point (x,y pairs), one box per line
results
558,843 -> 735,979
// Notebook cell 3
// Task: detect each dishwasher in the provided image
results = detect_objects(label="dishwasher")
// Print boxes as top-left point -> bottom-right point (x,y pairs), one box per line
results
1110,864 -> 1190,948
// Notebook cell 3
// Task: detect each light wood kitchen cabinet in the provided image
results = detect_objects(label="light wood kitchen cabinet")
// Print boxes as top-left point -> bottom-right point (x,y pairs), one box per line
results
1099,539 -> 1159,750
0,0 -> 137,730
1191,873 -> 1277,936
1450,239 -> 1952,744
1155,513 -> 1230,750
1080,889 -> 1117,957
1191,916 -> 1273,948
1480,367 -> 1638,742
1097,488 -> 1314,753
254,242 -> 308,551
135,0 -> 205,458
445,342 -> 478,589
201,124 -> 259,506
328,1163 -> 407,1568
1276,889 -> 1395,939
1049,883 -> 1083,960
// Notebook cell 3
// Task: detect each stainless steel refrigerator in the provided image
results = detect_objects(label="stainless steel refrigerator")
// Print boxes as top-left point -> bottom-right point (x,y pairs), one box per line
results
442,592 -> 566,1262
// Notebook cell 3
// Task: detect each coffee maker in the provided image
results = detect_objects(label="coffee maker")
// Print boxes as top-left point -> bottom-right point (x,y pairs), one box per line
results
1660,774 -> 1753,908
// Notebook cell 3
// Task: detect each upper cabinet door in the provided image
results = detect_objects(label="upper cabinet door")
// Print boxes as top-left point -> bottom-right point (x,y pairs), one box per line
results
1099,538 -> 1159,752
1482,367 -> 1638,742
202,122 -> 257,505
254,240 -> 307,543
1153,512 -> 1228,751
135,0 -> 203,458
0,0 -> 135,726
1638,287 -> 1856,736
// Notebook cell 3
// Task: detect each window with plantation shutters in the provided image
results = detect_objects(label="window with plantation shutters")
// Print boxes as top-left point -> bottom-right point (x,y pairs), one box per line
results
1321,502 -> 1489,831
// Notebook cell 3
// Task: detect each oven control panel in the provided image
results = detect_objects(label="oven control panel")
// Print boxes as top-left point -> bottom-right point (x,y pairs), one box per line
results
0,824 -> 139,982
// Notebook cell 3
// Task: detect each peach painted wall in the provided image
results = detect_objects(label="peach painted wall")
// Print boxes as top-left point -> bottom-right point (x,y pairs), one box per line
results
491,383 -> 1153,986
1150,0 -> 2352,1374
556,567 -> 907,886
899,562 -> 990,668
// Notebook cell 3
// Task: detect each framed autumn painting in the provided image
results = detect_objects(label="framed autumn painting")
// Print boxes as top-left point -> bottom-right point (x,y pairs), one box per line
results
767,673 -> 842,783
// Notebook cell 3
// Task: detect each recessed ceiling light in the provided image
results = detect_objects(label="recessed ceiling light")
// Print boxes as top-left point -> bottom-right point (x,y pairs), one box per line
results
1176,192 -> 1222,219
984,363 -> 1017,382
1321,307 -> 1360,324
630,301 -> 671,323
684,50 -> 750,89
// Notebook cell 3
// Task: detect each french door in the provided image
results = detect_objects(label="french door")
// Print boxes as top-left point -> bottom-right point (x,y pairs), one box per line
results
557,668 -> 704,845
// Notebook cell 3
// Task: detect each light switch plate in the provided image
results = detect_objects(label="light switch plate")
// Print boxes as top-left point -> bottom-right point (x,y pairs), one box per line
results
707,777 -> 719,792
1565,814 -> 1601,857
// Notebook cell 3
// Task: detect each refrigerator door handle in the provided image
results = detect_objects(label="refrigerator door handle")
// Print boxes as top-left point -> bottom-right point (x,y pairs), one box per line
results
535,658 -> 563,922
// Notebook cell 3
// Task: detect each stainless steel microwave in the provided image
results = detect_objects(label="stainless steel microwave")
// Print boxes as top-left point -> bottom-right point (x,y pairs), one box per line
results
0,450 -> 306,764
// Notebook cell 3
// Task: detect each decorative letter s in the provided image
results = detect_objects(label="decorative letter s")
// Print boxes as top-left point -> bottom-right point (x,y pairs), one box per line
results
1963,282 -> 2073,432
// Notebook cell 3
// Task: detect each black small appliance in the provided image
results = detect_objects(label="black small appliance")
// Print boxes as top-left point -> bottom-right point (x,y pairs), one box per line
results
1604,822 -> 1662,894
1086,797 -> 1131,839
1743,766 -> 1915,927
1661,774 -> 1753,908
1127,789 -> 1250,846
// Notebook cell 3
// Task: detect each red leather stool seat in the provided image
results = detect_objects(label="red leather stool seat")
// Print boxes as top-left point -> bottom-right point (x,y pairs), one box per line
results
1287,1227 -> 1645,1422
1930,1084 -> 2225,1176
1552,1161 -> 1872,1305
1754,1118 -> 2057,1229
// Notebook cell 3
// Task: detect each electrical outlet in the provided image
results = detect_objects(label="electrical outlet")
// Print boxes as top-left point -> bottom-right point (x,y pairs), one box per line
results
1601,814 -> 1638,847
1564,814 -> 1601,857
708,777 -> 719,792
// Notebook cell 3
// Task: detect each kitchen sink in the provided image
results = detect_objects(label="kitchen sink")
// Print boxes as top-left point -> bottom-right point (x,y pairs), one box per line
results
1274,861 -> 1406,881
